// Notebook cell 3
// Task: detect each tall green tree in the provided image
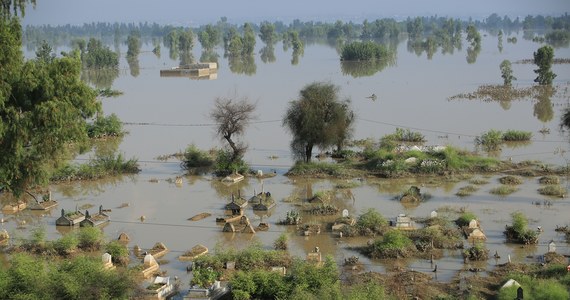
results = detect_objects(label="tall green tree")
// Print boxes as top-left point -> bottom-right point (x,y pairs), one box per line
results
259,21 -> 277,45
533,45 -> 557,85
0,6 -> 100,197
500,60 -> 516,86
283,82 -> 355,162
242,23 -> 256,56
198,24 -> 221,50
178,29 -> 194,52
126,31 -> 140,58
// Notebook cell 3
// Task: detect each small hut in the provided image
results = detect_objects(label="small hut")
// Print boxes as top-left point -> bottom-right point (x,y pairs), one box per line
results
56,209 -> 85,226
252,192 -> 276,211
80,205 -> 110,227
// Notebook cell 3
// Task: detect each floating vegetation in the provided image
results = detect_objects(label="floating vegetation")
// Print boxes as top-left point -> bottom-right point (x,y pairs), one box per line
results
499,175 -> 523,185
456,185 -> 478,197
335,181 -> 360,189
448,85 -> 535,102
515,58 -> 570,64
537,185 -> 566,197
502,130 -> 532,142
489,185 -> 518,196
469,178 -> 489,185
538,176 -> 559,185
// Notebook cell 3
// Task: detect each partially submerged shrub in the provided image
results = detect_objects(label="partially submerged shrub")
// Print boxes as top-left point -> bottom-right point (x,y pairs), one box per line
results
456,185 -> 478,197
475,129 -> 503,151
538,185 -> 566,197
499,175 -> 523,185
463,243 -> 489,261
490,185 -> 518,196
469,177 -> 489,185
456,212 -> 478,227
365,230 -> 415,259
273,233 -> 288,251
87,114 -> 124,138
538,176 -> 559,185
182,144 -> 214,169
504,211 -> 538,244
356,208 -> 388,236
502,130 -> 532,141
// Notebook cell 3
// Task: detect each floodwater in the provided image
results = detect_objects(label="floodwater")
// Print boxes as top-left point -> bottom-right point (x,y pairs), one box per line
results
2,31 -> 570,288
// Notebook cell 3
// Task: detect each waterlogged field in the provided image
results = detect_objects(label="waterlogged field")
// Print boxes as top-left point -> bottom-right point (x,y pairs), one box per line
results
3,31 -> 570,289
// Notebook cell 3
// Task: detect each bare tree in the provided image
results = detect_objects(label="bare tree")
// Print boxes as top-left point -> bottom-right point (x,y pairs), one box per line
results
210,94 -> 257,162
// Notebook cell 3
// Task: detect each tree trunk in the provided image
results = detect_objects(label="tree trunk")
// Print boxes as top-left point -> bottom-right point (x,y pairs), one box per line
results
224,135 -> 239,162
305,144 -> 313,163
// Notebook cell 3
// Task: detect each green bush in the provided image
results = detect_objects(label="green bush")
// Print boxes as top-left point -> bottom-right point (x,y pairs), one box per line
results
87,114 -> 123,138
475,129 -> 503,151
538,184 -> 566,197
214,149 -> 249,177
77,226 -> 104,250
340,41 -> 390,61
538,176 -> 559,184
490,185 -> 518,196
504,211 -> 538,244
356,208 -> 388,235
273,233 -> 289,250
502,130 -> 532,141
182,144 -> 214,169
53,233 -> 79,255
105,241 -> 130,266
191,266 -> 221,288
499,175 -> 523,185
456,212 -> 478,227
456,185 -> 478,197
367,230 -> 415,258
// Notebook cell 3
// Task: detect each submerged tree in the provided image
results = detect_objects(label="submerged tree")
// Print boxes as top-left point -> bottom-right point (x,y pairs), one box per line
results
283,82 -> 354,162
210,94 -> 257,165
500,60 -> 516,86
533,45 -> 557,85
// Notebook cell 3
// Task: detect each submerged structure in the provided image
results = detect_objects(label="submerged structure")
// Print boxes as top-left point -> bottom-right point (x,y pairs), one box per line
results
160,62 -> 217,80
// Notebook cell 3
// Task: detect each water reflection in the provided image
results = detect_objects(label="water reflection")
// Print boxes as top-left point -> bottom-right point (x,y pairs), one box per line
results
533,86 -> 555,123
466,44 -> 481,64
259,45 -> 276,63
340,59 -> 393,77
199,50 -> 219,64
228,54 -> 256,75
81,68 -> 119,89
127,56 -> 140,77
179,50 -> 194,66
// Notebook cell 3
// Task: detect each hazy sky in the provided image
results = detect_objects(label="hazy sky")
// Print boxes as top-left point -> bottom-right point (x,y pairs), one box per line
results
22,0 -> 569,26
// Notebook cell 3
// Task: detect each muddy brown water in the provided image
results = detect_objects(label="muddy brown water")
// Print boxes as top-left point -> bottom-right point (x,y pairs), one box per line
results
2,31 -> 570,289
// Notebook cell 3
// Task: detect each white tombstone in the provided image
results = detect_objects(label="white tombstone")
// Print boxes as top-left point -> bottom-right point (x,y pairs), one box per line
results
468,219 -> 478,229
144,253 -> 158,267
257,170 -> 263,176
430,211 -> 438,218
548,241 -> 556,253
102,252 -> 112,264
342,209 -> 349,218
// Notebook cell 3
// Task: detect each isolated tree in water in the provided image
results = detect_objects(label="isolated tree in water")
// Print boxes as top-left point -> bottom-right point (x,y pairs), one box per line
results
500,60 -> 516,86
533,45 -> 556,85
283,82 -> 354,162
210,94 -> 256,164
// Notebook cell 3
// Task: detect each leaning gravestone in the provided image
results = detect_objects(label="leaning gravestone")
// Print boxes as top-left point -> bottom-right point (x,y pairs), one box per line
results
342,209 -> 349,218
548,241 -> 556,253
468,219 -> 478,229
430,211 -> 438,218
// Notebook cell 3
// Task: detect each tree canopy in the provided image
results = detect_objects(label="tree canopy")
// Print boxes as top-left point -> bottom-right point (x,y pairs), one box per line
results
283,82 -> 354,162
533,45 -> 557,85
0,12 -> 100,197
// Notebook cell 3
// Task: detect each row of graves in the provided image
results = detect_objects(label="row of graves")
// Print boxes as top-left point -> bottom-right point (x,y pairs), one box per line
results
2,191 -> 58,213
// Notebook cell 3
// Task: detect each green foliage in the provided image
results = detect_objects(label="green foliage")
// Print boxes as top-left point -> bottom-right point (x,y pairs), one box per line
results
273,232 -> 289,250
259,21 -> 277,44
538,176 -> 559,185
384,128 -> 426,143
198,24 -> 221,50
500,60 -> 516,86
356,208 -> 387,235
213,149 -> 249,177
51,152 -> 139,181
286,161 -> 356,177
489,185 -> 518,196
126,31 -> 141,57
504,211 -> 538,244
340,41 -> 391,61
105,241 -> 130,266
191,266 -> 220,288
498,175 -> 523,185
534,45 -> 557,85
53,232 -> 79,255
537,184 -> 566,197
182,144 -> 214,169
463,243 -> 489,261
283,82 -> 355,162
367,230 -> 415,258
0,20 -> 100,196
345,282 -> 386,300
0,253 -> 136,300
456,185 -> 478,197
86,114 -> 123,138
77,226 -> 104,250
497,274 -> 569,300
456,212 -> 478,227
81,38 -> 119,69
502,130 -> 532,141
475,129 -> 503,151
